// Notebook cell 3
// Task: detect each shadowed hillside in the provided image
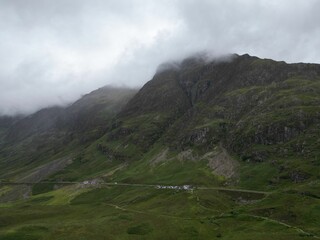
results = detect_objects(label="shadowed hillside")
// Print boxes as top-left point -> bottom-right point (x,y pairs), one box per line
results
0,86 -> 137,180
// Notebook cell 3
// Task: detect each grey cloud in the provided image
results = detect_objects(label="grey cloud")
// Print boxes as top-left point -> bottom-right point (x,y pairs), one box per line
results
0,0 -> 320,115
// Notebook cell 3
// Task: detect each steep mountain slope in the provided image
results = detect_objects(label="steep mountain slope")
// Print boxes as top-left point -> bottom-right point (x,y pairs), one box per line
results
88,54 -> 319,187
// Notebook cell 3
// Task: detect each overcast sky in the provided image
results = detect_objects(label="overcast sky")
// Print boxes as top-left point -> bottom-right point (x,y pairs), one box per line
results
1,0 -> 320,115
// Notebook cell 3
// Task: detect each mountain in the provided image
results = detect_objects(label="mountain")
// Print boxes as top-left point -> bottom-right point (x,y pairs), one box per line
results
0,53 -> 319,239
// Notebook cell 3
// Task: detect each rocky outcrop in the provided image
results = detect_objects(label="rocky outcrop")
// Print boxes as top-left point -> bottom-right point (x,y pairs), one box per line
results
181,127 -> 210,146
175,146 -> 238,179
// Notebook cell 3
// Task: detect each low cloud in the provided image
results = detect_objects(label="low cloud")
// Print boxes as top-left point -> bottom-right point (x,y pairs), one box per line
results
1,0 -> 320,115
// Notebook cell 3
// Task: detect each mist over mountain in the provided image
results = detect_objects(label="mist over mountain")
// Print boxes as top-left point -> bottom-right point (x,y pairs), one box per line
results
1,0 -> 320,115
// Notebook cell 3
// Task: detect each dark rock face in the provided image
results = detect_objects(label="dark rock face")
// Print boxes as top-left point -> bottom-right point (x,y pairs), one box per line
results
181,127 -> 210,146
253,125 -> 302,145
120,70 -> 191,117
290,171 -> 310,183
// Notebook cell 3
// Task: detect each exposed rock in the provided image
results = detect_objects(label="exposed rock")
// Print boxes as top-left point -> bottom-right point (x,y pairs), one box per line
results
203,147 -> 239,179
178,149 -> 197,162
181,127 -> 210,146
290,171 -> 310,183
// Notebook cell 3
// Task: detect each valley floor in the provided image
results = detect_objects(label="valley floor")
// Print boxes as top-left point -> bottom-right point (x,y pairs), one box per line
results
0,181 -> 319,240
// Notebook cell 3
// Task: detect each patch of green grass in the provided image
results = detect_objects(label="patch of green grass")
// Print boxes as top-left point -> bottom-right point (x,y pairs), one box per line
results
30,196 -> 54,204
239,162 -> 279,190
32,183 -> 55,195
225,86 -> 264,97
127,222 -> 153,235
113,155 -> 221,186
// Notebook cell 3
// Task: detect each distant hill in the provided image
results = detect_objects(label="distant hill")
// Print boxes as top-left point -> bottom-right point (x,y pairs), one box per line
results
0,86 -> 137,180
